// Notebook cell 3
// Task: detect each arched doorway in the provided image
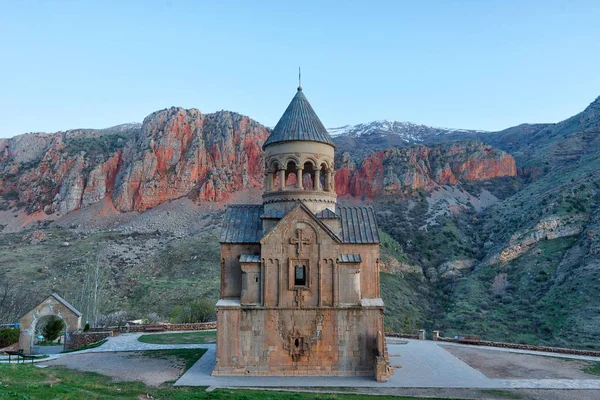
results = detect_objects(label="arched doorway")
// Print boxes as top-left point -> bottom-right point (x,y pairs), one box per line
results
19,293 -> 82,354
30,314 -> 67,354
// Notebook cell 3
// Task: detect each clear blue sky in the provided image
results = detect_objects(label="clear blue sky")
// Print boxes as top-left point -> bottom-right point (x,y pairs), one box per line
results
1,0 -> 600,137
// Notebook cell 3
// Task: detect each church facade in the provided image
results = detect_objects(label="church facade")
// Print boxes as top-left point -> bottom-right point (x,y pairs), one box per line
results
214,85 -> 393,381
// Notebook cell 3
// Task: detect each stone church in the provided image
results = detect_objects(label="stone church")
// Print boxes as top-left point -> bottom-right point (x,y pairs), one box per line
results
214,85 -> 393,381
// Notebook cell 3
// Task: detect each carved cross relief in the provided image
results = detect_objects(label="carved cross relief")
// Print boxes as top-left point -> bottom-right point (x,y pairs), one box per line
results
290,228 -> 311,256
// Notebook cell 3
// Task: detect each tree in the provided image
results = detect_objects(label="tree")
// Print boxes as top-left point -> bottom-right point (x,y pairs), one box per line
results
170,299 -> 215,324
77,244 -> 108,327
42,316 -> 65,342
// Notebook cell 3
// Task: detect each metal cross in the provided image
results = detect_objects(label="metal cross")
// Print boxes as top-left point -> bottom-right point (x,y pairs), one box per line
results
290,228 -> 311,256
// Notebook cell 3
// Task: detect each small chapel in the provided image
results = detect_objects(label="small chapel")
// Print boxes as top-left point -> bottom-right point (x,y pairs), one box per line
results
214,83 -> 393,381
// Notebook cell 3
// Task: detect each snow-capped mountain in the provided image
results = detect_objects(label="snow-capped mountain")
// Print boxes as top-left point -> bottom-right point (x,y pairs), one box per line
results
328,120 -> 486,144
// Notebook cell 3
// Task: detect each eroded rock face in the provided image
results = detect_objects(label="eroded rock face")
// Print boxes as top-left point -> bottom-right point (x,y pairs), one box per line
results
485,214 -> 588,265
335,141 -> 517,198
112,108 -> 268,211
0,109 -> 269,214
0,113 -> 514,217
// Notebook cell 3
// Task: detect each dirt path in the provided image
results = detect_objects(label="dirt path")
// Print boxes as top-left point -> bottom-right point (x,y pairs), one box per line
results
41,352 -> 184,386
441,345 -> 600,379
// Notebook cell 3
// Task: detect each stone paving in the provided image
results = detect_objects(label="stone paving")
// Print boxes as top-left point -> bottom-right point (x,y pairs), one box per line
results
80,332 -> 208,353
175,339 -> 600,389
0,331 -> 207,364
4,333 -> 600,390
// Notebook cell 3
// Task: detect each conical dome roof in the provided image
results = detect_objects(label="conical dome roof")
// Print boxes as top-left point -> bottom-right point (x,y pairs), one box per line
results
263,88 -> 335,149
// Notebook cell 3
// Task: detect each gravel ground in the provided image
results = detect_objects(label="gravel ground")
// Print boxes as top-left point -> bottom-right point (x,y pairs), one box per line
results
442,345 -> 600,380
40,352 -> 184,386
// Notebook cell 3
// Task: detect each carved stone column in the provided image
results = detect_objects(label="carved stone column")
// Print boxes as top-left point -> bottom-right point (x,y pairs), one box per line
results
330,170 -> 335,192
279,168 -> 286,191
296,167 -> 304,189
265,171 -> 272,192
314,168 -> 321,191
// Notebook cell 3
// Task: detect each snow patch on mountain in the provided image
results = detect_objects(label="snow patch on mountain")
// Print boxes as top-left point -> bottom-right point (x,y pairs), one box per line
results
328,120 -> 487,143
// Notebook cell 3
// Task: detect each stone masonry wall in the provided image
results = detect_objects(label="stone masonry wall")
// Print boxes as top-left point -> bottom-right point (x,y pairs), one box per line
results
69,331 -> 113,350
214,307 -> 385,376
88,322 -> 216,334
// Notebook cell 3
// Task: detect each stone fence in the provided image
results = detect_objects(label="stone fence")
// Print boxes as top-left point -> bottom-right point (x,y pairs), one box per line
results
88,322 -> 216,335
69,331 -> 113,350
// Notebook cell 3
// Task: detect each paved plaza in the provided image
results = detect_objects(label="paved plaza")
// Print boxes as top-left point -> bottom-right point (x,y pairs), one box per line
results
175,339 -> 600,390
4,333 -> 600,391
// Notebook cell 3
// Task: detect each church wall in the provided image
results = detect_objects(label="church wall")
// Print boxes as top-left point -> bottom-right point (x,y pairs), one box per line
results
213,307 -> 385,376
220,244 -> 261,299
261,214 -> 341,309
336,243 -> 381,300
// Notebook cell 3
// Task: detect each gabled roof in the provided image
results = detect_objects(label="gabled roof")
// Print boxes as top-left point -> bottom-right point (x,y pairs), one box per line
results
263,88 -> 335,149
220,205 -> 263,243
337,206 -> 380,244
240,254 -> 261,263
260,202 -> 342,245
338,254 -> 362,263
315,208 -> 339,219
50,293 -> 82,317
220,204 -> 381,244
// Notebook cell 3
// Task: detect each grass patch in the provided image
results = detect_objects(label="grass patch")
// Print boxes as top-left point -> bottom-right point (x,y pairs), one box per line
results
479,389 -> 522,399
138,330 -> 216,345
140,348 -> 207,372
583,361 -> 600,376
0,363 -> 456,399
61,339 -> 108,353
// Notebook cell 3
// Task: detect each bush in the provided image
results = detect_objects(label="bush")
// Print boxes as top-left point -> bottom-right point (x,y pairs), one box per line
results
170,299 -> 216,324
2,190 -> 19,201
42,316 -> 65,342
0,328 -> 20,348
83,322 -> 90,332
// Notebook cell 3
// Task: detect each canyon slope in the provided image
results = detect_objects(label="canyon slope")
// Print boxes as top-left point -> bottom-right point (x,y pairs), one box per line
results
1,95 -> 599,350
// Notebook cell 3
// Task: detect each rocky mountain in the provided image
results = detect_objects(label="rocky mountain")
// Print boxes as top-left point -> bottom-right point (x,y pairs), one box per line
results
0,110 -> 513,222
0,109 -> 269,217
329,120 -> 486,142
1,95 -> 599,350
330,120 -> 487,164
335,141 -> 516,198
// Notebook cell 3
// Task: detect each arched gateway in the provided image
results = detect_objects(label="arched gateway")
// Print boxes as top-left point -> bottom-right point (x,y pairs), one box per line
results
19,293 -> 82,354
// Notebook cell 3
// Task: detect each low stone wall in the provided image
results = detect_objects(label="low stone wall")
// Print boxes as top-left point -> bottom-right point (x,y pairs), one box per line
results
437,336 -> 600,357
69,331 -> 113,350
88,322 -> 216,334
385,332 -> 420,340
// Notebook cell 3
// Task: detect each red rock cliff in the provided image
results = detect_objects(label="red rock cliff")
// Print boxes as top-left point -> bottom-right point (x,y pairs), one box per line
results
335,141 -> 517,198
0,114 -> 515,216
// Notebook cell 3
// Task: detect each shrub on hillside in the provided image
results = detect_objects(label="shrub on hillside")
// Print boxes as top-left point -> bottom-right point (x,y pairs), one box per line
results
170,299 -> 215,324
0,328 -> 20,348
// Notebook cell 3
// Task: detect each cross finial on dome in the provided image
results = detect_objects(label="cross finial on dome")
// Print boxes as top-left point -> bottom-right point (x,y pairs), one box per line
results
298,67 -> 302,91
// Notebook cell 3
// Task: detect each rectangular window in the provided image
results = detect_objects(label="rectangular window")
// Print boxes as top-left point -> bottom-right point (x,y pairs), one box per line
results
294,265 -> 306,286
288,259 -> 309,289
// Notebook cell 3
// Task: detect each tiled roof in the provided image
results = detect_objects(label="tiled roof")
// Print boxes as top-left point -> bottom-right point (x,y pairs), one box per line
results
337,206 -> 380,244
221,204 -> 380,244
260,209 -> 284,219
315,208 -> 339,219
337,254 -> 362,263
220,205 -> 264,243
263,88 -> 335,149
240,254 -> 261,263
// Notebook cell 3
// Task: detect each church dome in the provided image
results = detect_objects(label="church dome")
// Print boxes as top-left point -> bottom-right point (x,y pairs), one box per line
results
263,88 -> 335,149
